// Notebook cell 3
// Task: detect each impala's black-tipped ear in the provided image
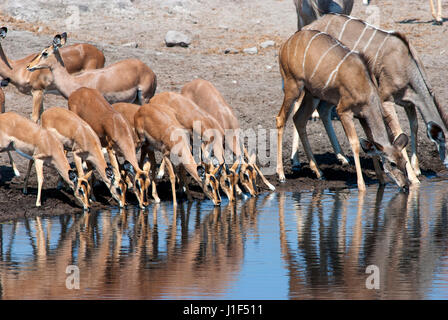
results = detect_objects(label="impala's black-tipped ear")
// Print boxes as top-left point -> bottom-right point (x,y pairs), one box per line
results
0,27 -> 7,39
428,121 -> 445,144
53,34 -> 62,48
393,133 -> 408,151
123,160 -> 135,177
236,162 -> 242,174
68,169 -> 78,185
105,166 -> 115,182
225,163 -> 231,175
214,163 -> 223,178
197,165 -> 206,181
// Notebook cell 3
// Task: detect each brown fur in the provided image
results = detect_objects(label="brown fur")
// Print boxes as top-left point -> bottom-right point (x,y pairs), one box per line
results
68,87 -> 150,208
0,30 -> 105,122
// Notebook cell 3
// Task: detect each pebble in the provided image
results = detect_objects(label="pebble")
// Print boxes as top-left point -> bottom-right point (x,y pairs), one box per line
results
224,48 -> 239,54
260,40 -> 275,48
165,30 -> 191,47
243,47 -> 258,55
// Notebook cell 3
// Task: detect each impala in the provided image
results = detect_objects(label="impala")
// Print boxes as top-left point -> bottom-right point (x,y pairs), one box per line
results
27,33 -> 157,105
67,87 -> 151,209
0,27 -> 105,122
0,111 -> 91,209
40,107 -> 127,206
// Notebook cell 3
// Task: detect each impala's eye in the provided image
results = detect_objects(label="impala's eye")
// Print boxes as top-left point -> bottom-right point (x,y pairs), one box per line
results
225,179 -> 231,187
390,162 -> 397,168
208,185 -> 213,192
116,187 -> 122,195
42,51 -> 48,57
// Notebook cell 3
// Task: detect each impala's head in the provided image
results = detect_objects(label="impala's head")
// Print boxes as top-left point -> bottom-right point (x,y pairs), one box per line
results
239,163 -> 258,196
27,32 -> 67,72
0,26 -> 12,70
219,164 -> 236,202
69,169 -> 93,211
123,160 -> 151,209
360,133 -> 410,189
198,163 -> 222,206
105,165 -> 127,207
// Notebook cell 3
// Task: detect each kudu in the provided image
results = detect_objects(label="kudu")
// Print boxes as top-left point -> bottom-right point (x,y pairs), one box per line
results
40,107 -> 127,206
0,27 -> 105,122
293,0 -> 354,30
0,112 -> 90,209
294,14 -> 447,179
181,79 -> 276,195
277,30 -> 410,191
134,101 -> 222,206
27,33 -> 157,105
67,87 -> 150,209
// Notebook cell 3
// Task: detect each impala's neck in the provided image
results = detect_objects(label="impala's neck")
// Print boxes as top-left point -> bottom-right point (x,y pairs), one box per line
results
0,55 -> 16,81
49,62 -> 81,99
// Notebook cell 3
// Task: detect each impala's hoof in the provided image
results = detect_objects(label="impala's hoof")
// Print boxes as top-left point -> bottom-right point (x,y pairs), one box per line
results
278,176 -> 286,183
22,188 -> 28,195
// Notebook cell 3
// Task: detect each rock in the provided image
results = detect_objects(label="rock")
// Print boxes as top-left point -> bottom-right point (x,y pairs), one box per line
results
224,48 -> 239,54
122,41 -> 139,48
165,31 -> 191,47
243,47 -> 258,55
260,40 -> 275,48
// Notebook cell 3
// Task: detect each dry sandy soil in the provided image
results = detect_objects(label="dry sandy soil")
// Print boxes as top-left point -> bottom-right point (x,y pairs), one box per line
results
0,0 -> 447,219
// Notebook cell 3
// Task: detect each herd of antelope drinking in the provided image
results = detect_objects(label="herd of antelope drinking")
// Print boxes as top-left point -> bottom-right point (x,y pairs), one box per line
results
0,0 -> 446,212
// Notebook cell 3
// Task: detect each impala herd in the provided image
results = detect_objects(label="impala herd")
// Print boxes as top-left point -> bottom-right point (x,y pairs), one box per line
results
0,2 -> 445,211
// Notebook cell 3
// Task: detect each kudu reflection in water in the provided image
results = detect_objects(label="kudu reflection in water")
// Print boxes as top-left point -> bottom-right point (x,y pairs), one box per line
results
277,185 -> 448,299
0,196 -> 271,299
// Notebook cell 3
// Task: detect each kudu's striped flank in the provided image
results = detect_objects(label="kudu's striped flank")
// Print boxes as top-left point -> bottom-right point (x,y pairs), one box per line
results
296,14 -> 447,177
276,30 -> 410,191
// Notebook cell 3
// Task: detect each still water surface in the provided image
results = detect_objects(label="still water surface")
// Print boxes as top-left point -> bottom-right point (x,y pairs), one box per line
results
1,179 -> 448,299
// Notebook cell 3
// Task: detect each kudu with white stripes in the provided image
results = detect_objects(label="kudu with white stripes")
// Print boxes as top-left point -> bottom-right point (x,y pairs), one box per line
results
293,0 -> 354,30
277,30 -> 410,191
297,14 -> 448,177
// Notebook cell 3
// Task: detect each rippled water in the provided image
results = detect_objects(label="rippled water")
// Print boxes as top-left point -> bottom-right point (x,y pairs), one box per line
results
1,179 -> 448,299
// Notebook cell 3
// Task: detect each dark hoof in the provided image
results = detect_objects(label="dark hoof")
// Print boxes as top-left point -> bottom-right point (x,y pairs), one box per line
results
318,176 -> 326,181
278,177 -> 286,183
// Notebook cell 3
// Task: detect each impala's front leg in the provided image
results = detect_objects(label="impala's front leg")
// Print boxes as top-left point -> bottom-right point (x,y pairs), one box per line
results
23,159 -> 34,194
338,110 -> 366,191
31,89 -> 44,123
148,150 -> 160,203
164,156 -> 177,207
7,151 -> 20,176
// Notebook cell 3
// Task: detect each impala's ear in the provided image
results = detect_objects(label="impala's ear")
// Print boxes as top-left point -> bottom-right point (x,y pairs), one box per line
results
60,32 -> 67,45
53,34 -> 62,48
123,160 -> 136,178
105,166 -> 115,182
235,162 -> 242,174
225,163 -> 231,175
0,27 -> 7,38
214,163 -> 223,178
68,169 -> 78,185
84,170 -> 93,180
360,138 -> 382,155
197,165 -> 206,181
428,121 -> 445,144
393,133 -> 408,151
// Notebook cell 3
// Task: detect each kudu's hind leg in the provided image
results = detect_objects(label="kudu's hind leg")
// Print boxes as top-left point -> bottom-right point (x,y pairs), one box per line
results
276,80 -> 304,182
317,101 -> 350,166
292,92 -> 323,179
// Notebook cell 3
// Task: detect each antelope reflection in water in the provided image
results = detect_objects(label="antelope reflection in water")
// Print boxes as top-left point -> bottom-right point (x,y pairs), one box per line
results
0,196 -> 272,299
278,183 -> 448,299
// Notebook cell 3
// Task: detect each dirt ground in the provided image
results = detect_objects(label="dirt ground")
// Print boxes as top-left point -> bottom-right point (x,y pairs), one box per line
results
0,0 -> 447,219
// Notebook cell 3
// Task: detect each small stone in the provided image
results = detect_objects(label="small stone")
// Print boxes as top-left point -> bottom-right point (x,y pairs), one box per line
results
165,30 -> 191,47
243,47 -> 258,55
122,42 -> 139,48
260,40 -> 275,48
224,48 -> 239,54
